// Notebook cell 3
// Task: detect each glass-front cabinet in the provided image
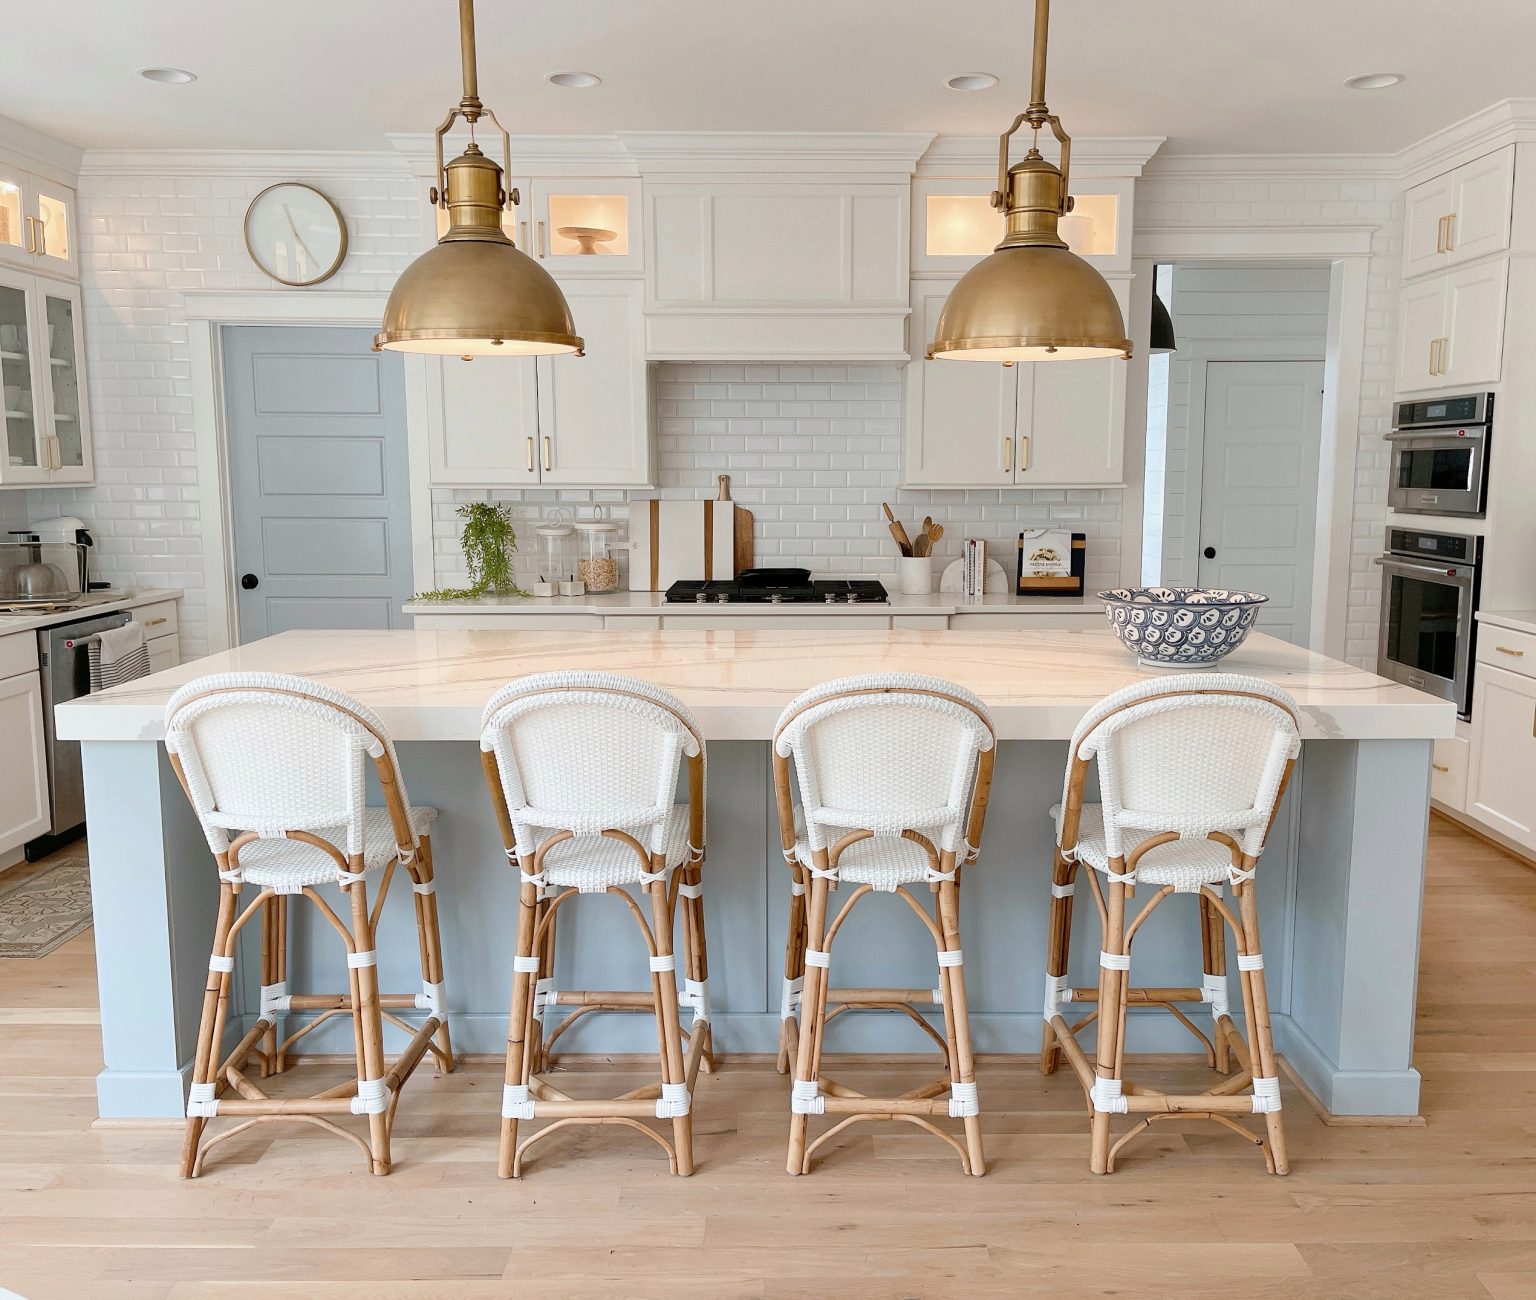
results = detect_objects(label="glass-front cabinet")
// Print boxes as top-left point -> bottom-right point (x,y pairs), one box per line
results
913,176 -> 1132,274
521,179 -> 643,273
0,268 -> 90,486
0,163 -> 77,278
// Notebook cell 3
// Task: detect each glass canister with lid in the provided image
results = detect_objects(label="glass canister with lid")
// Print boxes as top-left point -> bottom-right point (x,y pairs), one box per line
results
533,511 -> 576,597
574,507 -> 622,593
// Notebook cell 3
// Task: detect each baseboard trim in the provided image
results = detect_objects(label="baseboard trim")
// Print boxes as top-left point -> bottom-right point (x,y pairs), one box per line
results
1278,1055 -> 1426,1128
1431,807 -> 1536,869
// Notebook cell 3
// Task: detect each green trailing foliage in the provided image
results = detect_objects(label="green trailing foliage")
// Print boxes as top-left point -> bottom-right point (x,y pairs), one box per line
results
412,502 -> 530,601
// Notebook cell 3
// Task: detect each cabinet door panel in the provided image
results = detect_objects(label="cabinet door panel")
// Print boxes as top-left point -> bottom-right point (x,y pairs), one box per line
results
1402,172 -> 1454,280
1394,278 -> 1447,394
1020,358 -> 1126,485
0,267 -> 46,484
1442,260 -> 1507,388
902,287 -> 1014,487
1449,148 -> 1515,266
1468,665 -> 1536,849
538,281 -> 650,486
425,352 -> 540,486
529,179 -> 643,274
0,672 -> 50,852
30,178 -> 76,278
0,165 -> 28,271
39,282 -> 91,483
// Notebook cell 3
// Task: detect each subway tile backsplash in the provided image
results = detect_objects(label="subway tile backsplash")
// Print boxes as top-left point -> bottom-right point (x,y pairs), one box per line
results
431,362 -> 1124,593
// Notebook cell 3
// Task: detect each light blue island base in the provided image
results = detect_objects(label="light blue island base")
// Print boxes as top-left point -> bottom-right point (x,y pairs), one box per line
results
82,735 -> 1432,1121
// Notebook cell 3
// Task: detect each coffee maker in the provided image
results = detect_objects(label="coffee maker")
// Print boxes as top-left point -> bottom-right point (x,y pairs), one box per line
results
16,516 -> 98,591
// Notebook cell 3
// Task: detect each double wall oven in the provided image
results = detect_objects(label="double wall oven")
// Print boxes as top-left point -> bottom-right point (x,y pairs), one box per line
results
1376,528 -> 1481,719
1386,392 -> 1492,518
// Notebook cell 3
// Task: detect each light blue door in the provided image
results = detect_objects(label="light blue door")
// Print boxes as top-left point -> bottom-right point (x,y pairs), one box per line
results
223,326 -> 415,640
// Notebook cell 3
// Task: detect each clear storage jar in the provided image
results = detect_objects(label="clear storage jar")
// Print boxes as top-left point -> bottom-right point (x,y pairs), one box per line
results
575,513 -> 621,593
534,518 -> 576,597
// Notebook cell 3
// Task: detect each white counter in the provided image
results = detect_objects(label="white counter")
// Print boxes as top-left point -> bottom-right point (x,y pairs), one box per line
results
0,588 -> 183,638
1477,609 -> 1536,637
58,625 -> 1453,743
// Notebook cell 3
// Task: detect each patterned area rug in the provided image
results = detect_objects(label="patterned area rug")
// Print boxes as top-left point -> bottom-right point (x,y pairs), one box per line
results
0,857 -> 92,958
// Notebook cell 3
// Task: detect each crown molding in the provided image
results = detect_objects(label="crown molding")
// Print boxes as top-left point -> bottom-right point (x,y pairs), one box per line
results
386,132 -> 637,178
1133,223 -> 1377,260
1396,98 -> 1536,187
0,113 -> 82,186
918,134 -> 1166,178
78,149 -> 409,179
617,131 -> 936,176
1141,152 -> 1398,183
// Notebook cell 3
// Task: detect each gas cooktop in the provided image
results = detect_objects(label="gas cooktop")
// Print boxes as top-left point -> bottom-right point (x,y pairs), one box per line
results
666,568 -> 889,605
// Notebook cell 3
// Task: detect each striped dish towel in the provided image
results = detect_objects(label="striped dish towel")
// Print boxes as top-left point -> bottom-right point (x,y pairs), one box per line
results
87,622 -> 151,692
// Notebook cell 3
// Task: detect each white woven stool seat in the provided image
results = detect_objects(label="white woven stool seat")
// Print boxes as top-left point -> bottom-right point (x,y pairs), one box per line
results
1051,802 -> 1231,893
790,808 -> 933,889
235,806 -> 438,890
532,803 -> 694,890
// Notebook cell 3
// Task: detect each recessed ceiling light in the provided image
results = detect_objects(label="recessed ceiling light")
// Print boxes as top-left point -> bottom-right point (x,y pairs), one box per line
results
547,71 -> 601,89
1344,72 -> 1405,90
137,66 -> 197,84
945,72 -> 999,92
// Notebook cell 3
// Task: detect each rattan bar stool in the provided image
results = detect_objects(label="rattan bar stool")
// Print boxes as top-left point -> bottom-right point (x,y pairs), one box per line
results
165,673 -> 453,1178
773,673 -> 996,1176
1039,673 -> 1301,1174
480,671 -> 712,1178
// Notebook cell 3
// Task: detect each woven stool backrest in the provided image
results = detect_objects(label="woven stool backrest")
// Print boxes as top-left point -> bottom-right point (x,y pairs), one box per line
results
773,674 -> 995,854
164,672 -> 412,859
480,671 -> 705,857
1067,673 -> 1301,860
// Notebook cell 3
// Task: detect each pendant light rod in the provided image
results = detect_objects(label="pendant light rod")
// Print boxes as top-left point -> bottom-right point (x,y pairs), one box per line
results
1028,0 -> 1050,119
457,0 -> 482,120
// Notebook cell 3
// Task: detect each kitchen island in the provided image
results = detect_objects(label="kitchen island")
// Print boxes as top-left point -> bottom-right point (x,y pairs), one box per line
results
57,626 -> 1453,1121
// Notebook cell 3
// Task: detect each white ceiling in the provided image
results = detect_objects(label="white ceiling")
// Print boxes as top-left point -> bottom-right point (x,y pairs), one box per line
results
4,1 -> 1536,157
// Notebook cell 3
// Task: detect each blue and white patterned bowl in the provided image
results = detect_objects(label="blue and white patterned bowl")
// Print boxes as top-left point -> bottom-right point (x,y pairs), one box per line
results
1098,587 -> 1269,668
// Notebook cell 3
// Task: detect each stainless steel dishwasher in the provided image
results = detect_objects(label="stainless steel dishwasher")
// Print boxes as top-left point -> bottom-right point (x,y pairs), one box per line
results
29,609 -> 133,859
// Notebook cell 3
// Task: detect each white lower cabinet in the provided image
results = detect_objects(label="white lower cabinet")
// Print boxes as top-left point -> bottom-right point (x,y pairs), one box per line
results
0,660 -> 50,856
1466,663 -> 1536,851
1430,734 -> 1470,812
146,635 -> 178,674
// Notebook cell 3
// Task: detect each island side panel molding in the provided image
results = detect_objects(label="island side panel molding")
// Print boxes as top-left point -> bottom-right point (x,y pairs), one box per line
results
1281,738 -> 1432,1116
82,741 -> 221,1119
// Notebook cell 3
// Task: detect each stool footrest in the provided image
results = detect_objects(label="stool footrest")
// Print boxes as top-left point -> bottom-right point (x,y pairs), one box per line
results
822,1096 -> 962,1117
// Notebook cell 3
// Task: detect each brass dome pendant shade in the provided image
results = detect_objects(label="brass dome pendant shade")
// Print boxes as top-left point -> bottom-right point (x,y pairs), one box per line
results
928,0 -> 1130,363
376,0 -> 582,357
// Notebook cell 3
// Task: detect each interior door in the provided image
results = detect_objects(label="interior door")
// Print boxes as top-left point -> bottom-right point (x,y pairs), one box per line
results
1195,360 -> 1325,646
223,326 -> 415,639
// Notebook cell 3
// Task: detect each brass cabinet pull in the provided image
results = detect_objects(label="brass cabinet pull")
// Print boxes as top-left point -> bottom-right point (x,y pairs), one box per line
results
1428,338 -> 1437,376
1496,645 -> 1526,657
36,217 -> 45,257
1432,762 -> 1450,773
1435,215 -> 1446,254
23,215 -> 35,254
1438,336 -> 1450,375
1018,435 -> 1030,472
1003,436 -> 1013,473
1444,211 -> 1456,252
519,220 -> 528,250
542,435 -> 552,472
537,220 -> 547,257
143,616 -> 168,628
525,435 -> 534,473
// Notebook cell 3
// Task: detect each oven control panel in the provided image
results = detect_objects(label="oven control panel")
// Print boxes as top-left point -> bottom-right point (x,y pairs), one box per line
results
1386,528 -> 1479,564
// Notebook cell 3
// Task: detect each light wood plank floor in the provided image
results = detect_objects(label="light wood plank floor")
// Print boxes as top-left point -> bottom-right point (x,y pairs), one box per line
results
1,815 -> 1534,1299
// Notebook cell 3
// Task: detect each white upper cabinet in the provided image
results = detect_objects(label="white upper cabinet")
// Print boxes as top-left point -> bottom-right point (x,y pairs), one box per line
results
1394,260 -> 1507,393
420,279 -> 650,489
524,179 -> 643,275
0,161 -> 77,280
1402,147 -> 1514,279
643,180 -> 909,360
903,280 -> 1128,488
0,267 -> 90,487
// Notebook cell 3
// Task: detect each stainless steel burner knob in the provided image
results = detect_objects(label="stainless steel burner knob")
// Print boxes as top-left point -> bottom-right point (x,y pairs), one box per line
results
717,593 -> 729,603
695,592 -> 707,603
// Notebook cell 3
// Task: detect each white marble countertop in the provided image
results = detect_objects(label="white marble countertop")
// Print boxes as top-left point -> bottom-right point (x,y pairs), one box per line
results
404,591 -> 1106,617
0,588 -> 183,638
56,626 -> 1455,744
1477,610 -> 1536,637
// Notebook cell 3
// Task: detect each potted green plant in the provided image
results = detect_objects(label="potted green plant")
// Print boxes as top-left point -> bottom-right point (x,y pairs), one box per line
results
413,502 -> 529,601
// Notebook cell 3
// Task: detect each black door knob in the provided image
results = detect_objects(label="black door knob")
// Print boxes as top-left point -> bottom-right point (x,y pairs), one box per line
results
1202,546 -> 1217,560
241,573 -> 259,590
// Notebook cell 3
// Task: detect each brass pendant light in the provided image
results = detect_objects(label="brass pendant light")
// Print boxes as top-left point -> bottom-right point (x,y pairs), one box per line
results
928,0 -> 1130,363
376,0 -> 582,357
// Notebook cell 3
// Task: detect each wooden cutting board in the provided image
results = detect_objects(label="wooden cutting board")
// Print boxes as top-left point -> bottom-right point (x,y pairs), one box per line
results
717,475 -> 754,575
628,499 -> 737,591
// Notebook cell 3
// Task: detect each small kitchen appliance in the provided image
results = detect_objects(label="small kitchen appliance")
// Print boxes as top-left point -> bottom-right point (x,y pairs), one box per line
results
1386,392 -> 1492,518
1375,526 -> 1482,718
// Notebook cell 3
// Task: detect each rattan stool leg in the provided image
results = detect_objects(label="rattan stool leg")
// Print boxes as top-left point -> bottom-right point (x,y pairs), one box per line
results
1041,850 -> 1076,1076
498,873 -> 541,1179
678,862 -> 714,1075
1090,879 -> 1129,1175
1236,879 -> 1289,1175
786,874 -> 831,1176
410,835 -> 454,1072
777,868 -> 807,1074
179,883 -> 239,1179
258,893 -> 279,1079
345,879 -> 390,1176
936,878 -> 985,1176
1201,890 -> 1231,1074
647,875 -> 694,1176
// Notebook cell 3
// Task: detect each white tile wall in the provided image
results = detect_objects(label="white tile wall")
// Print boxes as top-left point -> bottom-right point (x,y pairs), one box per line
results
20,166 -> 423,657
1135,173 -> 1403,665
429,362 -> 1126,594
